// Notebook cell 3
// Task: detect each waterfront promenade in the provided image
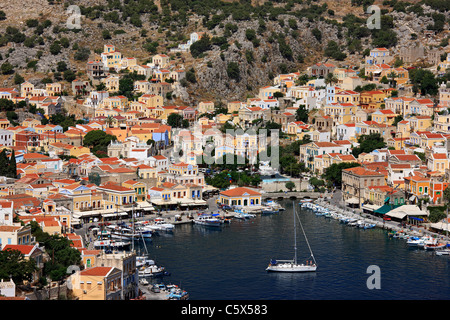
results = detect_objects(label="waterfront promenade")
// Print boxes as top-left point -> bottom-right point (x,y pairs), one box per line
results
315,195 -> 450,243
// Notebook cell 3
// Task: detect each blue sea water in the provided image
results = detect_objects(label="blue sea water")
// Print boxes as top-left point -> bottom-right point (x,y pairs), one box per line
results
138,200 -> 450,300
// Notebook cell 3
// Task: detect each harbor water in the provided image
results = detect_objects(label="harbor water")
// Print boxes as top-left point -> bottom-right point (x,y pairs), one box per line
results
138,200 -> 450,300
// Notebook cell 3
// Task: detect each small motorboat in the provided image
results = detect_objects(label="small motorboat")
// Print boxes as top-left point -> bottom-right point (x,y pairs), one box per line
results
435,247 -> 450,256
424,242 -> 447,251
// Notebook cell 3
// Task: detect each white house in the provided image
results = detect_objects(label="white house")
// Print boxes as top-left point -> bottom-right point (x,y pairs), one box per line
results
0,129 -> 13,147
0,200 -> 14,226
148,155 -> 168,171
336,123 -> 356,141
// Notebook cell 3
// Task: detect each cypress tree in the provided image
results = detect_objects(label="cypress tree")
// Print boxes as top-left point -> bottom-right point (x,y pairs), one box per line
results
8,150 -> 16,178
0,149 -> 7,176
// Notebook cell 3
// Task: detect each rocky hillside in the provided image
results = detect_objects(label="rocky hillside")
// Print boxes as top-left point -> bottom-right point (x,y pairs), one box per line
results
0,0 -> 448,103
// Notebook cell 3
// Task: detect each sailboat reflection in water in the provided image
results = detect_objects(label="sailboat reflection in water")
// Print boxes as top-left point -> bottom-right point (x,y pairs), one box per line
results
266,201 -> 317,273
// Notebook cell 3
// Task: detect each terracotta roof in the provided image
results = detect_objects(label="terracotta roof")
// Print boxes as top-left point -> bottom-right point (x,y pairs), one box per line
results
220,187 -> 261,197
1,244 -> 37,255
80,266 -> 114,277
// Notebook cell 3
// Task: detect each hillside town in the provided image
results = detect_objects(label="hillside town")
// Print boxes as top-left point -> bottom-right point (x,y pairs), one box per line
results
1,31 -> 450,300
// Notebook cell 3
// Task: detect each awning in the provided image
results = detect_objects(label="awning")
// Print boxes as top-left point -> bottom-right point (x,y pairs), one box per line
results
430,220 -> 450,232
362,204 -> 381,212
72,211 -> 103,218
102,212 -> 128,218
346,197 -> 359,204
374,204 -> 402,215
385,205 -> 428,219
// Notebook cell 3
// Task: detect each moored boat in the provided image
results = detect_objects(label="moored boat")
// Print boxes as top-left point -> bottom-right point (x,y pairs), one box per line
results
193,213 -> 222,227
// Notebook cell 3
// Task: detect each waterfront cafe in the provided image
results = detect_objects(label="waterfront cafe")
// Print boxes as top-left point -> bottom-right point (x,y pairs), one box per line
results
383,205 -> 429,225
72,208 -> 129,224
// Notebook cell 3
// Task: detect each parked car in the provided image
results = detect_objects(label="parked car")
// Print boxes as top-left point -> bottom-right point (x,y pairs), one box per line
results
151,285 -> 160,293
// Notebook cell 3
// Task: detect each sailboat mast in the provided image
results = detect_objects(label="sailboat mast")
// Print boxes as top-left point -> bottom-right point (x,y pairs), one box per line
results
293,201 -> 297,264
296,206 -> 316,265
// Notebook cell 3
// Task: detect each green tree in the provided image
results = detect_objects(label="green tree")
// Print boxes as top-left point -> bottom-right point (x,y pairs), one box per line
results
322,162 -> 361,187
409,68 -> 438,96
227,62 -> 240,81
352,133 -> 386,157
83,130 -> 117,156
0,248 -> 37,284
63,69 -> 76,82
49,41 -> 61,55
295,105 -> 309,123
285,181 -> 296,191
190,35 -> 211,58
119,77 -> 134,98
167,113 -> 188,128
324,40 -> 347,61
13,72 -> 24,84
0,61 -> 13,74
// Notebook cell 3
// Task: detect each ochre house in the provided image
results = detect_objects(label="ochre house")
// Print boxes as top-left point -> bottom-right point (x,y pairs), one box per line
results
219,187 -> 262,207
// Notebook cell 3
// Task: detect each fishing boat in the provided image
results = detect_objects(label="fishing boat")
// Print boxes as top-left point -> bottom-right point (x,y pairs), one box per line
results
266,200 -> 317,273
136,255 -> 155,268
107,224 -> 153,240
263,200 -> 284,212
166,285 -> 189,300
193,213 -> 222,227
435,246 -> 450,255
261,206 -> 279,214
93,239 -> 131,251
140,218 -> 175,232
138,264 -> 168,278
234,210 -> 256,219
424,242 -> 447,251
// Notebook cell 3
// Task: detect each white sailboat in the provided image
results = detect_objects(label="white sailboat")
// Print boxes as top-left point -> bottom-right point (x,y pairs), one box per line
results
266,201 -> 317,273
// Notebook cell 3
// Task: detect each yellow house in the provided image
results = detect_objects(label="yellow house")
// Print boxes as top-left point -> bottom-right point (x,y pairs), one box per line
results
323,103 -> 357,127
215,113 -> 232,124
411,115 -> 433,132
102,95 -> 128,110
129,128 -> 153,143
227,101 -> 243,113
152,54 -> 170,68
387,137 -> 408,150
122,179 -> 147,202
21,81 -> 35,98
334,90 -> 360,105
419,132 -> 446,149
380,67 -> 409,86
121,57 -> 137,70
258,86 -> 280,99
427,153 -> 449,173
97,182 -> 136,209
101,44 -> 122,70
371,109 -> 397,125
22,118 -> 41,128
136,164 -> 158,179
59,183 -> 104,212
45,83 -> 62,96
396,120 -> 410,138
138,94 -> 164,109
69,145 -> 91,157
160,105 -> 178,121
198,101 -> 215,114
359,90 -> 387,109
70,266 -> 123,300
219,187 -> 262,207
102,76 -> 120,92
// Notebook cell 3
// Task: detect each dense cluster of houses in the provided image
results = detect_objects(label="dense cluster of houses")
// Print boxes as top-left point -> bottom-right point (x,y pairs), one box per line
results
0,40 -> 449,299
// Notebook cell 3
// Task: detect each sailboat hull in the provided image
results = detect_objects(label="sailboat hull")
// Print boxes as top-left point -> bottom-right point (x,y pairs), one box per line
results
266,263 -> 317,273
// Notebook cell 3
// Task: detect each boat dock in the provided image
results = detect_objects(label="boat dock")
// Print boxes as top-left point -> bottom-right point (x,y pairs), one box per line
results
312,198 -> 450,243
